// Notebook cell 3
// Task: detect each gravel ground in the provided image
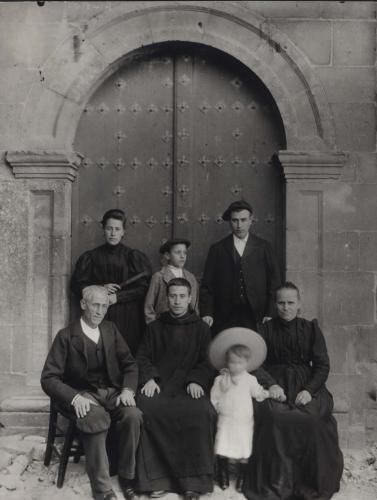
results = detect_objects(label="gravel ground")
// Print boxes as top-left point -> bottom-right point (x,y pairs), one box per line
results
0,435 -> 376,500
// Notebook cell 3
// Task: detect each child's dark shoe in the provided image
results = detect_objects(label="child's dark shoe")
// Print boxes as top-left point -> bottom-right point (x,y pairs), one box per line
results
236,463 -> 247,492
216,456 -> 229,490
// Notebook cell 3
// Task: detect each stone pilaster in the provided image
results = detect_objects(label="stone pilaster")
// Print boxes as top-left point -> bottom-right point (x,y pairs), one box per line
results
2,150 -> 80,413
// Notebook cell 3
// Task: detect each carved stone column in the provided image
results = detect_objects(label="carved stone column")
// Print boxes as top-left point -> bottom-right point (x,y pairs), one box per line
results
1,151 -> 81,424
278,150 -> 346,321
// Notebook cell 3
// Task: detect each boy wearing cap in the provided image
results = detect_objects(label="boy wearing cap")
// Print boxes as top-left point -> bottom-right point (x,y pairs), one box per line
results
144,238 -> 199,324
200,200 -> 281,333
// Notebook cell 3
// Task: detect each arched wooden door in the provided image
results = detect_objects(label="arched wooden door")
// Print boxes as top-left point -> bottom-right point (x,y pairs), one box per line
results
73,42 -> 286,278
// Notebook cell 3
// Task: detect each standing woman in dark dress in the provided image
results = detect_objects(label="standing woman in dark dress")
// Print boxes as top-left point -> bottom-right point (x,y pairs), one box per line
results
243,282 -> 343,500
71,209 -> 152,355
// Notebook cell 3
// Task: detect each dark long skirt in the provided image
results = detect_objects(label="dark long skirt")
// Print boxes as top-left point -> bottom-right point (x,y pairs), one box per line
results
135,393 -> 217,494
243,389 -> 343,500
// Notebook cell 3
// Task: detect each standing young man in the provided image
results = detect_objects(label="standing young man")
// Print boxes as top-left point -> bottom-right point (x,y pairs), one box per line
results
200,200 -> 281,333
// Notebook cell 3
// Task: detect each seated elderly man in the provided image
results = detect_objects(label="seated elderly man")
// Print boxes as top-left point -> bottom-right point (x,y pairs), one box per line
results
136,277 -> 216,500
41,285 -> 142,500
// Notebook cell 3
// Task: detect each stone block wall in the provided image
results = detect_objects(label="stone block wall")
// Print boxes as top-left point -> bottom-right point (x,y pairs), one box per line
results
0,1 -> 376,445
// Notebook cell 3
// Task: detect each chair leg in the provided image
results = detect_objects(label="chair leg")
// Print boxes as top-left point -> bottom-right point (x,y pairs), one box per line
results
73,440 -> 82,463
56,421 -> 76,488
44,408 -> 58,466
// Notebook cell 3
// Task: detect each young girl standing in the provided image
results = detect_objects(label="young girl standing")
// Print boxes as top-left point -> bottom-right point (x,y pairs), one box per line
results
209,328 -> 269,492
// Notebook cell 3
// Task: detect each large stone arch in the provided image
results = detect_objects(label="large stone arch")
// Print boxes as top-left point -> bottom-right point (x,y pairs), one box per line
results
19,2 -> 336,152
3,1 -> 348,428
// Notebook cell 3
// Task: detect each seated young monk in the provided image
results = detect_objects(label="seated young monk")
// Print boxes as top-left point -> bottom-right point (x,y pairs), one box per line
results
135,278 -> 216,500
243,282 -> 343,500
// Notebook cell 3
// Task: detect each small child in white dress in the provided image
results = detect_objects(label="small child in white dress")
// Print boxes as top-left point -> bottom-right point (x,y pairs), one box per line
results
209,328 -> 269,492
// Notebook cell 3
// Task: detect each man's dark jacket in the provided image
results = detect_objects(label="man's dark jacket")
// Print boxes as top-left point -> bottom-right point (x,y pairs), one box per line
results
200,233 -> 281,330
40,320 -> 138,410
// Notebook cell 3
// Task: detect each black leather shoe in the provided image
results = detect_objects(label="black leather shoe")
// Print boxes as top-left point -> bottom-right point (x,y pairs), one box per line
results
94,490 -> 118,500
118,478 -> 135,500
149,491 -> 167,498
216,456 -> 229,490
236,463 -> 246,492
183,491 -> 199,500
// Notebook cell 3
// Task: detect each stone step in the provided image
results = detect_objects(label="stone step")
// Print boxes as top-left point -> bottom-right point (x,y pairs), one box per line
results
0,395 -> 50,436
0,411 -> 49,429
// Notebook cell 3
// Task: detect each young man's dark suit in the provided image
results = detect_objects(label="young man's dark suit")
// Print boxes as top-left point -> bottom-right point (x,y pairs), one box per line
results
200,233 -> 281,333
41,319 -> 142,498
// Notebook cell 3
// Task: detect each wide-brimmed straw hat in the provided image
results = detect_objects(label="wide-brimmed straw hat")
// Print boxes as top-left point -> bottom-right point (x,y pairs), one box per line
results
209,327 -> 267,372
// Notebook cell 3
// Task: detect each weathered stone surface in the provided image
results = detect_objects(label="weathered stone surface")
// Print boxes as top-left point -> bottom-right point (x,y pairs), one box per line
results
355,153 -> 377,185
0,412 -> 49,431
0,451 -> 12,471
323,231 -> 359,272
328,373 -> 350,413
0,69 -> 38,104
274,21 -> 331,65
0,22 -> 71,69
0,397 -> 49,413
348,425 -> 367,449
319,1 -> 376,19
347,374 -> 368,425
0,454 -> 31,491
354,326 -> 377,365
366,409 -> 377,445
323,272 -> 375,325
11,325 -> 30,375
257,1 -> 322,18
334,411 -> 349,449
333,21 -> 376,67
359,233 -> 377,272
0,104 -> 24,150
65,0 -> 110,24
331,103 -> 376,152
0,331 -> 11,373
324,184 -> 377,232
0,154 -> 13,180
316,67 -> 375,103
0,1 -> 65,24
286,230 -> 320,271
40,37 -> 108,105
0,435 -> 33,456
0,183 -> 29,325
326,325 -> 358,375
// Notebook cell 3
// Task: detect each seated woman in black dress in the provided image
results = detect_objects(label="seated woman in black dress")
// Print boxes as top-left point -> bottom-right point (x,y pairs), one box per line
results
243,282 -> 343,500
71,208 -> 151,355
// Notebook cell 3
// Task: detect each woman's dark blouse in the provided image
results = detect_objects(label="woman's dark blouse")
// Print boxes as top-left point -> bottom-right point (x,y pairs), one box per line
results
71,243 -> 151,354
255,317 -> 330,404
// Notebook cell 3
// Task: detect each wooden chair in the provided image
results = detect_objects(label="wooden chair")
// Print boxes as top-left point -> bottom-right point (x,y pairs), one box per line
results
44,401 -> 84,488
44,400 -> 118,487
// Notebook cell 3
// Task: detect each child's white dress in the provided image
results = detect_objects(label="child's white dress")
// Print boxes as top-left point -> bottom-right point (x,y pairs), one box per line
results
210,370 -> 269,459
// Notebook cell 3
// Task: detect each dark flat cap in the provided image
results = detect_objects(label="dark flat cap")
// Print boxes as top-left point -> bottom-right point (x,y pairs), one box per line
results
159,238 -> 191,254
222,200 -> 253,221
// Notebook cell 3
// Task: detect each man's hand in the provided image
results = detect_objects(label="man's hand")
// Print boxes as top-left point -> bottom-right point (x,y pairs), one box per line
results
269,384 -> 287,402
116,388 -> 136,407
262,316 -> 272,324
202,316 -> 214,327
187,383 -> 204,399
72,395 -> 98,419
108,293 -> 117,305
141,379 -> 160,398
295,390 -> 312,406
104,283 -> 120,294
